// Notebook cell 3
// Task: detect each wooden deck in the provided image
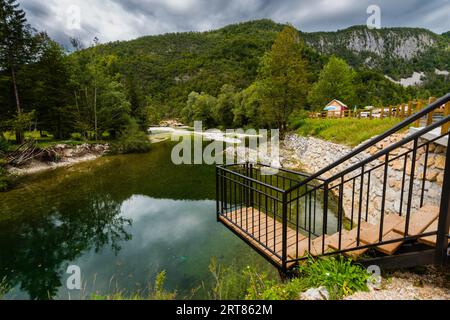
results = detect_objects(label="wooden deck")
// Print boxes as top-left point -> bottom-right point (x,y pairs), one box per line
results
219,205 -> 446,269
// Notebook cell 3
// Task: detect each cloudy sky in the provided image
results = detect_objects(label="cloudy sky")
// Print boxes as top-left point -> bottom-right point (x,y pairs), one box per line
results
20,0 -> 450,48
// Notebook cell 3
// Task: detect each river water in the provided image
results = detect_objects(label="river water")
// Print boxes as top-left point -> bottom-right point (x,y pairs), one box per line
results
0,141 -> 275,299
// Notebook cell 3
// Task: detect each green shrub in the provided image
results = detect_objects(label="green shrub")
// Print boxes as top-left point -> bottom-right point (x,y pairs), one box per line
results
243,256 -> 369,300
296,256 -> 370,299
244,269 -> 308,300
109,123 -> 152,155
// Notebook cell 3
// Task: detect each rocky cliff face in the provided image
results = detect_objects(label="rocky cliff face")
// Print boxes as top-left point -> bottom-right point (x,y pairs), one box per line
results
304,26 -> 439,61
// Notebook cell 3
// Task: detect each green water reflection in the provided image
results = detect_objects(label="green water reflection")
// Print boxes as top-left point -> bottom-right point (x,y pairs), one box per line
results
0,141 -> 273,300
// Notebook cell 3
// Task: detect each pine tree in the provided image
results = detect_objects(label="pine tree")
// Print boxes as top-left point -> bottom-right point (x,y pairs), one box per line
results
0,0 -> 36,143
258,25 -> 309,131
308,56 -> 356,109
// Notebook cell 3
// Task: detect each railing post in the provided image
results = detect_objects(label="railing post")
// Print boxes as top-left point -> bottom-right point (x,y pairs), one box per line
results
282,191 -> 288,273
223,168 -> 228,212
249,163 -> 254,207
442,102 -> 450,135
322,181 -> 329,253
216,167 -> 220,221
436,142 -> 450,265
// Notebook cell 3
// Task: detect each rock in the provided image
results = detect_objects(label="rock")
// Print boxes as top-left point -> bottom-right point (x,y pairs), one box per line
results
391,159 -> 404,171
300,287 -> 330,300
425,170 -> 439,182
434,155 -> 446,170
419,154 -> 435,167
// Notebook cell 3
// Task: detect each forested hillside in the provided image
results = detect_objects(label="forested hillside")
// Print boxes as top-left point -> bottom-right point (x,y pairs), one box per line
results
88,20 -> 449,117
1,6 -> 449,146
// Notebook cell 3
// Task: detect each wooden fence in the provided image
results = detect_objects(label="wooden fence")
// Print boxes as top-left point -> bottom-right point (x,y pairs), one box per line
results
309,98 -> 450,135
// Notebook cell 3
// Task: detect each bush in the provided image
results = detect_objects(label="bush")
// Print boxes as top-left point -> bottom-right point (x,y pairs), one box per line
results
109,123 -> 152,155
243,256 -> 369,300
296,256 -> 370,299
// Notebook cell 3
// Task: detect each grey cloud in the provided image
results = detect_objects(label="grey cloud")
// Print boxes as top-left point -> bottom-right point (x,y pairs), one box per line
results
19,0 -> 450,48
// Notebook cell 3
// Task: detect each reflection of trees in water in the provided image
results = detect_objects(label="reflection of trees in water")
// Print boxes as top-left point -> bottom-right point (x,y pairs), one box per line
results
0,193 -> 132,300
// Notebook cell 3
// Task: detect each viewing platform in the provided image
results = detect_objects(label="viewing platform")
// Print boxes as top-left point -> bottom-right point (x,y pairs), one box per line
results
216,94 -> 450,273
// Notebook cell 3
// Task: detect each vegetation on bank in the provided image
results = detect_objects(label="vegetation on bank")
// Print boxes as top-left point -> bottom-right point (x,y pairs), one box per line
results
91,271 -> 177,301
0,257 -> 370,300
2,257 -> 369,300
292,118 -> 402,146
208,256 -> 370,300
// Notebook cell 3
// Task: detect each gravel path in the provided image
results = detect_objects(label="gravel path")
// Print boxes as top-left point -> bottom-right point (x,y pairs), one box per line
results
346,266 -> 450,300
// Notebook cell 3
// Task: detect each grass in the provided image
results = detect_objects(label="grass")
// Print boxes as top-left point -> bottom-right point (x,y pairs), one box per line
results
209,256 -> 370,300
90,271 -> 177,300
0,258 -> 370,301
243,256 -> 370,300
291,118 -> 402,147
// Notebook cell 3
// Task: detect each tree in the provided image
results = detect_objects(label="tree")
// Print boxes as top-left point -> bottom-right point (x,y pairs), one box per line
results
183,91 -> 217,127
18,34 -> 74,139
0,0 -> 37,143
308,56 -> 356,109
69,50 -> 131,140
213,84 -> 236,127
258,25 -> 309,131
233,81 -> 264,128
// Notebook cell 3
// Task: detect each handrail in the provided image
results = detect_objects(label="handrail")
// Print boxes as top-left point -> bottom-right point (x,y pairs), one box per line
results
286,93 -> 450,193
218,166 -> 285,193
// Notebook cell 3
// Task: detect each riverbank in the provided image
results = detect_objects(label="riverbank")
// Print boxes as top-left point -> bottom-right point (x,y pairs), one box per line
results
6,143 -> 109,176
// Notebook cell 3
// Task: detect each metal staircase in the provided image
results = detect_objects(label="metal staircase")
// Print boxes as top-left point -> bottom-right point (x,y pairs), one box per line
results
216,93 -> 450,273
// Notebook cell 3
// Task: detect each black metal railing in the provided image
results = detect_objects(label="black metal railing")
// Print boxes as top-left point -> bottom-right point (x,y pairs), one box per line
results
217,93 -> 450,271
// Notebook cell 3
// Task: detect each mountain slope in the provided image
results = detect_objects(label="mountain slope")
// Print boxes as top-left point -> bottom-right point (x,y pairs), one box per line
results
303,25 -> 450,79
83,20 -> 448,115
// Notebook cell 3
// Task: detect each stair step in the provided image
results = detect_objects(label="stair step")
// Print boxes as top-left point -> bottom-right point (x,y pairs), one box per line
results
375,230 -> 405,255
328,229 -> 369,259
288,238 -> 309,259
310,235 -> 329,256
393,205 -> 440,236
417,220 -> 450,247
360,215 -> 405,245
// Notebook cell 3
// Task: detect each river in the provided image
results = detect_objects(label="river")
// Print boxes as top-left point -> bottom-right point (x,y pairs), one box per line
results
0,140 -> 275,300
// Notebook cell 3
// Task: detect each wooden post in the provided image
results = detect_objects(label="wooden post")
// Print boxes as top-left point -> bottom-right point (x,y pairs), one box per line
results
380,107 -> 384,119
388,106 -> 392,118
414,101 -> 423,127
369,110 -> 373,119
401,104 -> 406,118
427,97 -> 437,126
407,101 -> 413,117
442,102 -> 450,135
